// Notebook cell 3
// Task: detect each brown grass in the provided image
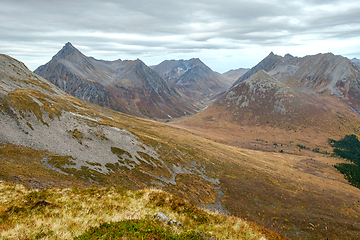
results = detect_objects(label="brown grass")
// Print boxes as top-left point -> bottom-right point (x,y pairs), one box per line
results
2,79 -> 360,239
0,182 -> 279,240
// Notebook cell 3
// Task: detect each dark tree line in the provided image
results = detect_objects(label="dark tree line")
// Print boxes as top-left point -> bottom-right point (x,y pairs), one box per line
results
329,134 -> 360,188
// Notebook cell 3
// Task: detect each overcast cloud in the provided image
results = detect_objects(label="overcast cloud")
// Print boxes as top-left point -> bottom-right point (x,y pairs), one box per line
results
1,0 -> 360,72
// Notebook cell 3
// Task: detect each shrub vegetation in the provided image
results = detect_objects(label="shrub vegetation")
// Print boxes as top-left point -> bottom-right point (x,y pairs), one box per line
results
0,181 -> 282,240
329,134 -> 360,188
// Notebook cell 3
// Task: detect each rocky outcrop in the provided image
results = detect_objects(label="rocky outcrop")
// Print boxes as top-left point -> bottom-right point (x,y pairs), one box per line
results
34,43 -> 196,119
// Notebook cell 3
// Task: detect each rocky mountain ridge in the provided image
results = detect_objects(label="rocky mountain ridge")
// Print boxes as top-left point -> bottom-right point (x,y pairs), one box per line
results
218,69 -> 357,128
233,52 -> 360,112
152,58 -> 234,101
34,43 -> 196,119
177,68 -> 360,153
151,58 -> 203,81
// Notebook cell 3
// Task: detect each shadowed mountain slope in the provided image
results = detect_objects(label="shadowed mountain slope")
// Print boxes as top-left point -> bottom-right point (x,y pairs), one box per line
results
2,54 -> 360,239
152,58 -> 234,101
222,68 -> 249,81
352,57 -> 360,66
34,43 -> 196,119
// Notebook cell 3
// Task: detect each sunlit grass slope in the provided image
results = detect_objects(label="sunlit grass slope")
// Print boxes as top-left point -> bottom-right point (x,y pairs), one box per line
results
0,181 -> 282,240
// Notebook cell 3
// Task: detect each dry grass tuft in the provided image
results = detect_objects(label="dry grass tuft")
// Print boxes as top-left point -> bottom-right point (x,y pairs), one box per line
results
0,181 -> 281,240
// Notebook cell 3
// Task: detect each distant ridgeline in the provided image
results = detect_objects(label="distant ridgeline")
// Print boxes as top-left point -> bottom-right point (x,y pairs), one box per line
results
329,134 -> 360,188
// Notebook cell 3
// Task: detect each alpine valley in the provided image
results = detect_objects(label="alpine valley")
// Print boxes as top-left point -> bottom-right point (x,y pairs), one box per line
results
1,46 -> 360,239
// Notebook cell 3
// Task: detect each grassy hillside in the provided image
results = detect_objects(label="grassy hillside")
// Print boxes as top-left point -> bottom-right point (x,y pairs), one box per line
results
0,181 -> 281,239
1,54 -> 360,239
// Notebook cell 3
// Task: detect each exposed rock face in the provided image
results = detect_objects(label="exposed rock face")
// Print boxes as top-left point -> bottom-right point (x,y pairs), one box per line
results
232,52 -> 360,112
152,58 -> 232,101
34,43 -> 196,119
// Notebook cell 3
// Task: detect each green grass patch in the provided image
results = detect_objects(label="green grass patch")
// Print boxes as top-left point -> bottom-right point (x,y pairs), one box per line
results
48,155 -> 76,168
111,147 -> 132,159
74,218 -> 204,240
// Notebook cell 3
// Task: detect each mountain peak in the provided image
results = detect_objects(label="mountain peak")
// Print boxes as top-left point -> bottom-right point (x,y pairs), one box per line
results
232,52 -> 282,87
189,57 -> 202,64
53,42 -> 82,60
65,42 -> 75,48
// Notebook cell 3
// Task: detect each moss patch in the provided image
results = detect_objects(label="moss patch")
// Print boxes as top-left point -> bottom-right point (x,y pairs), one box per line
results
111,147 -> 132,159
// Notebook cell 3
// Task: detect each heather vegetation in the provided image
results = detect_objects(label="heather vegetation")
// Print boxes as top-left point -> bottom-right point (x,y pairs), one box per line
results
0,181 -> 281,240
74,219 -> 204,240
330,134 -> 360,188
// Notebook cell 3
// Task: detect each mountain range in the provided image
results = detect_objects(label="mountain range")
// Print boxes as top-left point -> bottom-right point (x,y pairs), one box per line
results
151,58 -> 235,102
34,43 -> 197,119
233,52 -> 360,112
178,68 -> 360,149
2,49 -> 360,239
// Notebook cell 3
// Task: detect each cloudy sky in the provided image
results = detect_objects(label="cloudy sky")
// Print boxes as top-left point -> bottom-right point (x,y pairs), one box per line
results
1,0 -> 360,73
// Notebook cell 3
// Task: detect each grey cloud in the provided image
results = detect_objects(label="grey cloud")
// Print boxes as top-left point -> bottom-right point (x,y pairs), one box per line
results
0,0 -> 360,71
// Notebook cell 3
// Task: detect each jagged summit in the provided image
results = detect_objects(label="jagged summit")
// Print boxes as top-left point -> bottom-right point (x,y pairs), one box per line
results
232,52 -> 282,87
151,58 -> 205,81
232,52 -> 360,112
52,42 -> 82,60
193,66 -> 359,132
152,58 -> 233,101
34,43 -> 196,119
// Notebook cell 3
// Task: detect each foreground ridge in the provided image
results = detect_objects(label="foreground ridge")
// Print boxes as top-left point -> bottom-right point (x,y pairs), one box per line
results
0,181 -> 281,240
